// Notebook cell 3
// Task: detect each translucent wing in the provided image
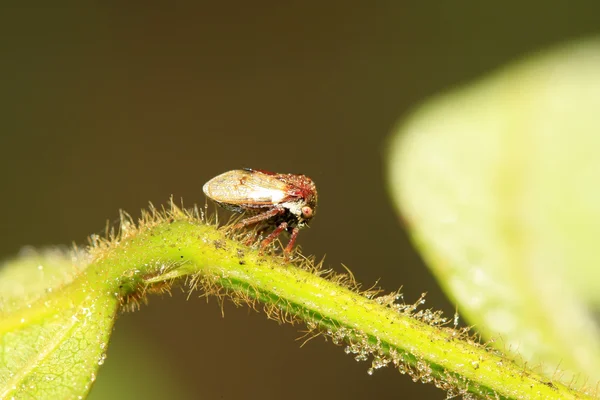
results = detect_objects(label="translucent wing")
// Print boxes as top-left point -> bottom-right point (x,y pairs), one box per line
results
203,169 -> 294,206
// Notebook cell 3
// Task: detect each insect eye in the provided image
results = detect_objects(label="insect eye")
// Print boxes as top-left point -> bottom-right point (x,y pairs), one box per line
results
301,206 -> 313,219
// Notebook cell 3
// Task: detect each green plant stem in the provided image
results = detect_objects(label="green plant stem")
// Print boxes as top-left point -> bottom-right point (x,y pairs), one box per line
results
4,216 -> 589,399
82,218 -> 589,399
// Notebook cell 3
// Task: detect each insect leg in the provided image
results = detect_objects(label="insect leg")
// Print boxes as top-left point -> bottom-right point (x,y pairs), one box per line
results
260,221 -> 288,250
231,207 -> 285,230
284,226 -> 300,254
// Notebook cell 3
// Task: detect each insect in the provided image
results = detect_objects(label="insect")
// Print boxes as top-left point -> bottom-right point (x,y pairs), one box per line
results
203,168 -> 317,254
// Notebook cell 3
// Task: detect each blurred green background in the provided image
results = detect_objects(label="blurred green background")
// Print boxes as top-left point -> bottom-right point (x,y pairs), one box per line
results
1,3 -> 599,399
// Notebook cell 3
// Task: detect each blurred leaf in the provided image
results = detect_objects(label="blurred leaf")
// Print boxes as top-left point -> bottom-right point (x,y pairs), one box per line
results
0,248 -> 117,399
388,38 -> 600,386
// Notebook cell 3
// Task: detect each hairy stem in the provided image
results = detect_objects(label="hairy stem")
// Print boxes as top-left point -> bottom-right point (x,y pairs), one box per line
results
84,210 -> 592,399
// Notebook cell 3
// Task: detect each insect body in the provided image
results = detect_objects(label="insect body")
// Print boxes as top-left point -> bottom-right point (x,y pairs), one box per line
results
203,169 -> 317,254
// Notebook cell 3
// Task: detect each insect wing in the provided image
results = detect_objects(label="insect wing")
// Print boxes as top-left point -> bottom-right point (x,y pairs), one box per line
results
203,169 -> 291,206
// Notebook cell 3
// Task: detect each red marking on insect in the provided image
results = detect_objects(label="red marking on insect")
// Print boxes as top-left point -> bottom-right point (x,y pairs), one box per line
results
203,168 -> 317,254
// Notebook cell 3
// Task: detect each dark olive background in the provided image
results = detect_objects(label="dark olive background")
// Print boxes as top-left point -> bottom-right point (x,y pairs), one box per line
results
1,3 -> 598,399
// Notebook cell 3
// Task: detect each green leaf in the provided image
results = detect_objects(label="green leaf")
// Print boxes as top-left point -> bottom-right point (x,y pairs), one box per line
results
0,248 -> 117,399
388,37 -> 600,387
